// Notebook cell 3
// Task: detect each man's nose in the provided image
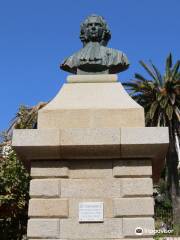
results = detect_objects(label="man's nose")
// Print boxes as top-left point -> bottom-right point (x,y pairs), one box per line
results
91,24 -> 96,30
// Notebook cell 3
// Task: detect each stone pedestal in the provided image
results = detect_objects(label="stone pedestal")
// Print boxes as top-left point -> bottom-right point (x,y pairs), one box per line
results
12,75 -> 169,239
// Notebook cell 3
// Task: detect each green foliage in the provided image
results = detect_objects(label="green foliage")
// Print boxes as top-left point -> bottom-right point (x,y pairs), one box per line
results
156,180 -> 172,209
0,218 -> 28,240
0,103 -> 47,239
154,224 -> 180,239
13,105 -> 37,129
9,102 -> 47,132
0,147 -> 30,239
0,149 -> 30,217
173,224 -> 180,236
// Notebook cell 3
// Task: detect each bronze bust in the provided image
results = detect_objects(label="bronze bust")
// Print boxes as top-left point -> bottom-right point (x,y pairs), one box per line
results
60,14 -> 129,74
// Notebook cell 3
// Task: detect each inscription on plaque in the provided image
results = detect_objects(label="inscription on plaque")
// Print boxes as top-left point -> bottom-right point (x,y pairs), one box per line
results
79,202 -> 104,222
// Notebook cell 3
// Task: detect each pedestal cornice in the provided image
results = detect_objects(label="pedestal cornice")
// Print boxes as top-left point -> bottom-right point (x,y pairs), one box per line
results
12,127 -> 169,183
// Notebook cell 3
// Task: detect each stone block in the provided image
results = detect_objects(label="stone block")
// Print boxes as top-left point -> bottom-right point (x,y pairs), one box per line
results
121,127 -> 169,158
27,219 -> 60,238
61,128 -> 120,146
12,129 -> 60,159
122,217 -> 154,237
12,129 -> 60,146
30,179 -> 60,198
69,159 -> 112,178
60,218 -> 122,239
29,199 -> 68,217
61,179 -> 121,198
113,159 -> 152,177
67,74 -> 118,83
69,198 -> 113,218
37,82 -> 145,129
121,127 -> 169,145
31,160 -> 69,178
120,127 -> 168,183
121,178 -> 153,197
113,197 -> 154,217
60,128 -> 120,159
61,144 -> 120,159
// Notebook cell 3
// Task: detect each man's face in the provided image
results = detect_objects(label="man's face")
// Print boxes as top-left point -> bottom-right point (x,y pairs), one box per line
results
86,17 -> 103,42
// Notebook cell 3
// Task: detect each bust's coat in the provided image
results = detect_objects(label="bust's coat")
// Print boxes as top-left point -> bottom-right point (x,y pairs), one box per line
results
61,42 -> 129,74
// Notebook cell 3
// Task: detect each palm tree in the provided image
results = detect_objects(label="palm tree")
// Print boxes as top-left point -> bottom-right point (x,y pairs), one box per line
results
123,53 -> 180,223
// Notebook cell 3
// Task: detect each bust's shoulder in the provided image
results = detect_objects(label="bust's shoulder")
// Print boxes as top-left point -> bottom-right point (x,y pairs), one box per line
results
100,47 -> 129,73
105,47 -> 124,57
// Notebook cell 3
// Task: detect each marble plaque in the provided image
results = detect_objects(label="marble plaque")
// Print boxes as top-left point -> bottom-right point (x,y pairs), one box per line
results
79,202 -> 104,222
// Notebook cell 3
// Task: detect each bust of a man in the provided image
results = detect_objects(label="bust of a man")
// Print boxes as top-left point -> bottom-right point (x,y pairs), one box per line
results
60,14 -> 129,74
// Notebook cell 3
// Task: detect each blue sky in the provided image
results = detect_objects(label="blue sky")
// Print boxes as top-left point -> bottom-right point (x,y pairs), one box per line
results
0,0 -> 180,132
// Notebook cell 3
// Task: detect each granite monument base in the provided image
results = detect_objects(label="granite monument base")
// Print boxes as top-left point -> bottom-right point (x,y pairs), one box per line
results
12,75 -> 169,239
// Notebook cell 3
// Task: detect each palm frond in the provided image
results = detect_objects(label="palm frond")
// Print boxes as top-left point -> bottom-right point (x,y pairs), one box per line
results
149,101 -> 159,119
171,60 -> 180,81
139,60 -> 159,84
166,104 -> 173,120
150,61 -> 163,87
165,53 -> 172,80
134,73 -> 148,82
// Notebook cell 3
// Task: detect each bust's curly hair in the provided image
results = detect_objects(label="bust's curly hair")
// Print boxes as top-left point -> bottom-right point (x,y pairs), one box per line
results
80,14 -> 111,46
